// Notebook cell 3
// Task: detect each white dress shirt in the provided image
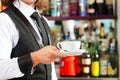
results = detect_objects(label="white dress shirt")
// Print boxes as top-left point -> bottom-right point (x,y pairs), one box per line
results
0,0 -> 57,80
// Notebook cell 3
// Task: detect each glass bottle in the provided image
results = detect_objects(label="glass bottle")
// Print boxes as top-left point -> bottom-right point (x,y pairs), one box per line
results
79,0 -> 87,16
81,26 -> 90,41
108,22 -> 114,49
99,47 -> 108,77
108,22 -> 114,39
69,0 -> 79,16
91,43 -> 100,77
56,0 -> 62,16
74,25 -> 80,40
87,0 -> 96,16
50,0 -> 57,17
105,0 -> 113,15
89,30 -> 97,43
81,41 -> 91,77
81,50 -> 91,77
96,0 -> 106,15
100,23 -> 106,39
107,42 -> 117,77
61,0 -> 69,17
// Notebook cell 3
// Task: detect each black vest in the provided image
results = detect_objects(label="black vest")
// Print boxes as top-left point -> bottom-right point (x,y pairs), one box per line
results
3,5 -> 53,80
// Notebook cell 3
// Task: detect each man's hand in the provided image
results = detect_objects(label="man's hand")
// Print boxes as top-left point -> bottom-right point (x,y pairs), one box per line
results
31,46 -> 66,67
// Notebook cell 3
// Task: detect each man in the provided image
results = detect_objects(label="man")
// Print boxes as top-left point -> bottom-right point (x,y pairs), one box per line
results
0,0 -> 65,80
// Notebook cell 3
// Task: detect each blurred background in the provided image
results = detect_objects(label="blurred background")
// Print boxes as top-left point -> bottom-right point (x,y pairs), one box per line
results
1,0 -> 120,80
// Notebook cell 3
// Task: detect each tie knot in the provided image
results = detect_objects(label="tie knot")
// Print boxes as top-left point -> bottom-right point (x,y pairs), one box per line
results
30,12 -> 40,20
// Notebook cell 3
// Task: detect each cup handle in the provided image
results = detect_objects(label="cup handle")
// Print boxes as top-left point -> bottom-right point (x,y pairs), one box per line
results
57,42 -> 62,50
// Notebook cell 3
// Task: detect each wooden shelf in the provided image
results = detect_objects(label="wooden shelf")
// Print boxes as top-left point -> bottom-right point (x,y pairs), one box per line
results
46,15 -> 117,21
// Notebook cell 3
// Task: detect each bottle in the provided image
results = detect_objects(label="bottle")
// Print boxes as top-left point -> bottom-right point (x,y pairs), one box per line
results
61,0 -> 69,17
96,0 -> 105,15
108,22 -> 114,49
79,0 -> 87,16
74,25 -> 80,40
50,0 -> 57,17
100,23 -> 106,39
81,41 -> 91,77
108,22 -> 114,39
107,41 -> 117,77
81,25 -> 90,41
99,46 -> 108,77
87,0 -> 96,16
91,43 -> 100,77
89,29 -> 97,43
69,0 -> 79,16
56,0 -> 62,16
63,32 -> 70,40
105,0 -> 113,15
81,50 -> 91,77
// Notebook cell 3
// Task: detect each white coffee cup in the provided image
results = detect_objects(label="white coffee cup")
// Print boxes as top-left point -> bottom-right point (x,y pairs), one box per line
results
57,41 -> 81,52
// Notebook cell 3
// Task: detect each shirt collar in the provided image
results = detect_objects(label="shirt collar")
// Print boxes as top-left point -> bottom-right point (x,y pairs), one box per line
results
13,0 -> 37,18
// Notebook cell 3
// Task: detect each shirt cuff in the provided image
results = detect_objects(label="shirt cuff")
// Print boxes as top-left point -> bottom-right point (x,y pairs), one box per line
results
18,53 -> 33,74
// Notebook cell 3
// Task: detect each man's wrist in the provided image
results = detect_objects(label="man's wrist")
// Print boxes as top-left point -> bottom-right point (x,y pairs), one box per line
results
31,52 -> 40,67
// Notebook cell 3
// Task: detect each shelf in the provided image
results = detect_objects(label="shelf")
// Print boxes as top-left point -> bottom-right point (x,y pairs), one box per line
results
58,77 -> 118,80
55,65 -> 119,80
46,15 -> 117,21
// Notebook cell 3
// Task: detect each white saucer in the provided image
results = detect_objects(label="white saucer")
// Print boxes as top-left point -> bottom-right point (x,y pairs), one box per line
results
60,49 -> 86,56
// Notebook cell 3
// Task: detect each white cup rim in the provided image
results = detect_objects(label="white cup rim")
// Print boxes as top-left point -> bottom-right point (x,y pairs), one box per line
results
57,40 -> 81,51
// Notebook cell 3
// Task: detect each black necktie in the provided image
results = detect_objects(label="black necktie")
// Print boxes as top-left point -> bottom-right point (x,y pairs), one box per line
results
30,12 -> 48,46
